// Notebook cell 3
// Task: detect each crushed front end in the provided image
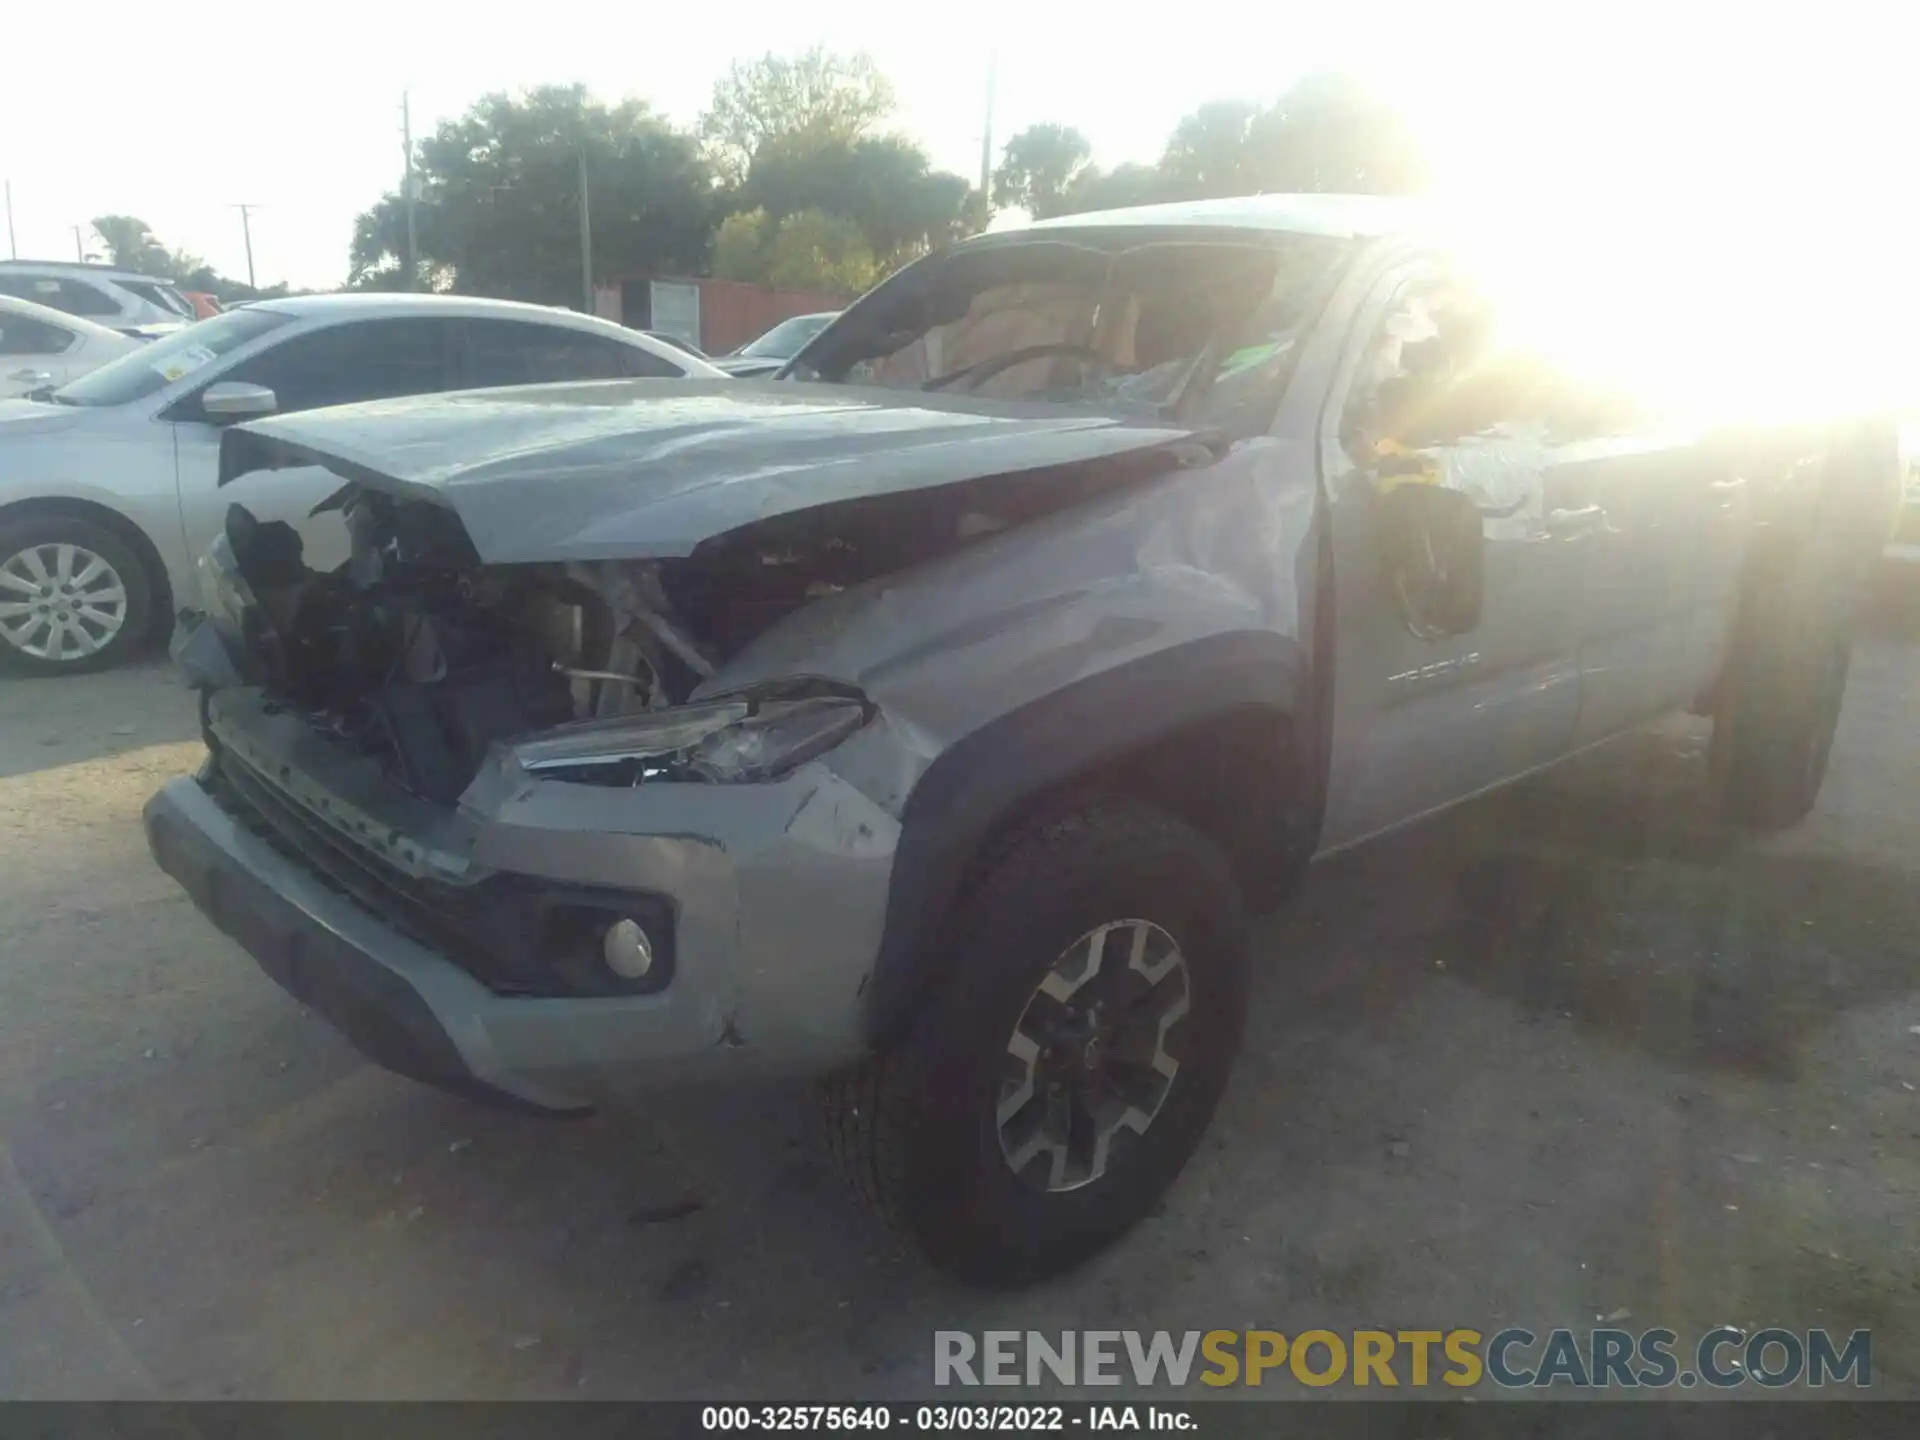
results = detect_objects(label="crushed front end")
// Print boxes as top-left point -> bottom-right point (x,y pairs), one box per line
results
147,488 -> 904,1112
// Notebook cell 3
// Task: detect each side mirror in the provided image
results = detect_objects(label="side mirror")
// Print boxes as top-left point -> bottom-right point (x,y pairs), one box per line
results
200,381 -> 278,422
1378,482 -> 1485,639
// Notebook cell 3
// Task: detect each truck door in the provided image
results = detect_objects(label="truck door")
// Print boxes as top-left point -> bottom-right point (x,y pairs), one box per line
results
1550,424 -> 1752,748
1313,265 -> 1586,851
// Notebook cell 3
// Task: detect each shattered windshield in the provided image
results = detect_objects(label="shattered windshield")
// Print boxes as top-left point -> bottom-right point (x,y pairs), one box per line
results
800,233 -> 1350,428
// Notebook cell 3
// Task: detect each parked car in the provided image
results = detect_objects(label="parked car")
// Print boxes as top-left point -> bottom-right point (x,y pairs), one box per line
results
182,291 -> 226,320
0,292 -> 724,672
713,309 -> 839,377
643,329 -> 708,361
144,195 -> 1899,1286
0,294 -> 140,398
0,260 -> 196,334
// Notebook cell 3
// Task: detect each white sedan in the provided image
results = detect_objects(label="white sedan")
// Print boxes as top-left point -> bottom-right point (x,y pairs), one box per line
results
0,294 -> 141,398
0,293 -> 724,672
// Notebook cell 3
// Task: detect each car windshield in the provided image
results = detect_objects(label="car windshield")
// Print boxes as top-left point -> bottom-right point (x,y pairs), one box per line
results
798,235 -> 1349,427
115,277 -> 194,318
737,313 -> 834,358
50,307 -> 292,407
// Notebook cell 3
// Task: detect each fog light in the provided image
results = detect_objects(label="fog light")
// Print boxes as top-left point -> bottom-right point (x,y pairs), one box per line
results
601,918 -> 654,979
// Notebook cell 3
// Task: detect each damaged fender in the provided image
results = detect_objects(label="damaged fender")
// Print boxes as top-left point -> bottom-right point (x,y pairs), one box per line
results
700,433 -> 1328,1041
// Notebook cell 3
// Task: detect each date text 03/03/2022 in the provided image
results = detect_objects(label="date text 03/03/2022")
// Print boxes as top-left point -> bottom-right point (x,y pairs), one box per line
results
700,1405 -> 1188,1431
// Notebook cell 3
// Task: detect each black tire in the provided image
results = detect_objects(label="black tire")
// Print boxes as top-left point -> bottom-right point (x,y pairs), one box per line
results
1710,533 -> 1855,830
821,799 -> 1250,1287
0,514 -> 155,675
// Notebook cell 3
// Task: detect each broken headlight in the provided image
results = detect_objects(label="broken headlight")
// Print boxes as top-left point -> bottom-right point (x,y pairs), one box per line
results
514,689 -> 870,785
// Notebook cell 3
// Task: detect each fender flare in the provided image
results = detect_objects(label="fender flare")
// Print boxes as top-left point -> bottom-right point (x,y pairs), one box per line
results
860,629 -> 1311,1043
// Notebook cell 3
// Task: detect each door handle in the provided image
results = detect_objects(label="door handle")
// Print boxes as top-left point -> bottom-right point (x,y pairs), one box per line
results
1544,504 -> 1608,537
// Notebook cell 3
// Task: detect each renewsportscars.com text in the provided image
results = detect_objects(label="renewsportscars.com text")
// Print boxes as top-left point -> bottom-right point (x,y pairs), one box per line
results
933,1327 -> 1871,1390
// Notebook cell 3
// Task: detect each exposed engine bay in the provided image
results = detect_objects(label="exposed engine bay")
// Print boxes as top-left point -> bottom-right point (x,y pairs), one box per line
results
195,444 -> 1180,804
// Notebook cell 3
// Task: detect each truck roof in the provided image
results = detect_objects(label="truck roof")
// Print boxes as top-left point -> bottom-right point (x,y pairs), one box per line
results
1019,192 -> 1424,240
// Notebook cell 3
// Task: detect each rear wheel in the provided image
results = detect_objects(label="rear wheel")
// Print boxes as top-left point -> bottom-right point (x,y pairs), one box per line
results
821,799 -> 1249,1286
0,515 -> 153,675
1710,518 -> 1859,830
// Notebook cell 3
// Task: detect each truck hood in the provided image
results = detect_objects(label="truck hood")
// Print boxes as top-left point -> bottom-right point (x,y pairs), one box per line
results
223,378 -> 1198,563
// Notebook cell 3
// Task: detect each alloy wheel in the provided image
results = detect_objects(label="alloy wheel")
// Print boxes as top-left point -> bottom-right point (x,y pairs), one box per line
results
996,918 -> 1192,1193
0,543 -> 130,663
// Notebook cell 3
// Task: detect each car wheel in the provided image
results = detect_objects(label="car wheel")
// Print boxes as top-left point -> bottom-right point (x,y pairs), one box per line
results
1710,536 -> 1855,830
0,516 -> 154,675
821,799 -> 1249,1286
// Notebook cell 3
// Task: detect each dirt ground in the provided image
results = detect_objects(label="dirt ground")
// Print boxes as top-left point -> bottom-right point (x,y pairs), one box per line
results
1,595 -> 1916,1401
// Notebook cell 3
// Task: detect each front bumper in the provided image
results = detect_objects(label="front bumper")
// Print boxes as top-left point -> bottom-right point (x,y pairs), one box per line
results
145,711 -> 900,1111
146,777 -> 589,1114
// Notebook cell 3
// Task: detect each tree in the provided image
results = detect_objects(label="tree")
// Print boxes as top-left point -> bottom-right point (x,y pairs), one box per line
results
710,210 -> 774,284
1157,100 -> 1266,199
1251,74 -> 1427,194
742,133 -> 978,267
1153,78 -> 1427,202
89,216 -> 179,277
87,215 -> 267,298
709,207 -> 882,297
992,124 -> 1093,219
1060,162 -> 1170,215
349,84 -> 715,304
700,48 -> 895,186
764,210 -> 883,295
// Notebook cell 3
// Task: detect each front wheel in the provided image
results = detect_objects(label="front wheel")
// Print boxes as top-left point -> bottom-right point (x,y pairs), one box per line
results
821,799 -> 1250,1286
0,515 -> 154,674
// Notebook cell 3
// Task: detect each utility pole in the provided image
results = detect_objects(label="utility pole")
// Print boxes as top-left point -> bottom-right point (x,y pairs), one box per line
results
233,204 -> 257,289
70,225 -> 85,261
4,181 -> 15,260
979,49 -> 998,205
577,146 -> 593,315
401,91 -> 419,290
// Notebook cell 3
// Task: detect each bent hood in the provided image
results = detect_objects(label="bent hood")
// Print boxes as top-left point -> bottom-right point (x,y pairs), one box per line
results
222,378 -> 1197,563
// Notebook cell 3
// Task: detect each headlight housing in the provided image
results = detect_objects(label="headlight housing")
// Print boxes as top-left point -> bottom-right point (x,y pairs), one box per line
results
514,685 -> 870,786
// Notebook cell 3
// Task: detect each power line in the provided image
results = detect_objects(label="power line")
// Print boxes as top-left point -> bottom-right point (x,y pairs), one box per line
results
231,204 -> 258,289
402,91 -> 419,290
577,147 -> 593,315
979,49 -> 998,205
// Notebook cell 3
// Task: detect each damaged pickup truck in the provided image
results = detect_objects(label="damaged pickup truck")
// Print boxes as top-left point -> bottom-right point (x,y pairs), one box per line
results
144,195 -> 1900,1285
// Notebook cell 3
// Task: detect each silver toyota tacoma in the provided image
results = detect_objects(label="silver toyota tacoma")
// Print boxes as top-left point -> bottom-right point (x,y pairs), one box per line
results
144,196 -> 1900,1285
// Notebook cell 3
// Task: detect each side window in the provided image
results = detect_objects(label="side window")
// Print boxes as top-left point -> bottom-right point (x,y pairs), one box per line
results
0,315 -> 75,356
463,320 -> 681,388
1341,278 -> 1508,463
1342,275 -> 1640,465
54,280 -> 123,318
223,319 -> 455,414
0,276 -> 116,317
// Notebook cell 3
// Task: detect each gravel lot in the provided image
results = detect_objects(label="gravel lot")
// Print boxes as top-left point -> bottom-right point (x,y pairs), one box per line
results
2,592 -> 1916,1400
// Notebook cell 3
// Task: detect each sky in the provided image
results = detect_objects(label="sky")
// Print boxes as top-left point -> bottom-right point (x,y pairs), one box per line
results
2,2 -> 1910,291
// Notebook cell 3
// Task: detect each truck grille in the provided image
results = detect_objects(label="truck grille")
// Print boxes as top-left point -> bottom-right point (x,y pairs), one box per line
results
201,745 -> 673,999
202,749 -> 553,994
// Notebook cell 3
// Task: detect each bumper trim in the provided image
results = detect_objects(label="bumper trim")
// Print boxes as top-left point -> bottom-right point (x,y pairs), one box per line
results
144,777 -> 590,1116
